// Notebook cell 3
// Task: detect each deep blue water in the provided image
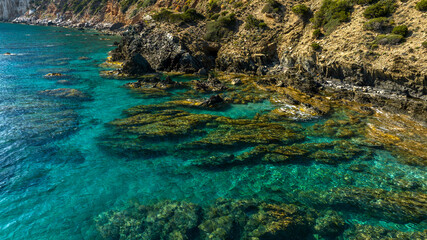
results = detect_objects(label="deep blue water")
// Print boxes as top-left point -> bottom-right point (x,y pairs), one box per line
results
0,23 -> 425,239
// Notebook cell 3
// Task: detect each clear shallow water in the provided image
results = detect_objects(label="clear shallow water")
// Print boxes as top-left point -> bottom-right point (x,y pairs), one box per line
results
0,23 -> 426,239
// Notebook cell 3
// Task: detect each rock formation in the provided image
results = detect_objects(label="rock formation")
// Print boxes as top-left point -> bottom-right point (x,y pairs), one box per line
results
0,0 -> 29,21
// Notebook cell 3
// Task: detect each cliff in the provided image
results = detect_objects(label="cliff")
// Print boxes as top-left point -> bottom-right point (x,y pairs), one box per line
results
0,0 -> 29,20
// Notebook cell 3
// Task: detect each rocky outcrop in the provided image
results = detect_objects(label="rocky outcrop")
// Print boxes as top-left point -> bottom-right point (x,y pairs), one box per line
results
0,0 -> 29,21
111,24 -> 203,74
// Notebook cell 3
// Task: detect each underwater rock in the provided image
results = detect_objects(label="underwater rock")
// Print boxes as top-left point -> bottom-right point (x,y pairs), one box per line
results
343,224 -> 427,240
38,88 -> 91,100
189,119 -> 305,148
96,199 -> 315,240
322,188 -> 427,223
56,80 -> 74,85
348,164 -> 369,173
233,140 -> 366,166
110,109 -> 215,139
200,199 -> 315,240
307,118 -> 365,139
96,200 -> 201,240
366,111 -> 427,166
191,154 -> 237,168
44,72 -> 65,78
314,210 -> 347,238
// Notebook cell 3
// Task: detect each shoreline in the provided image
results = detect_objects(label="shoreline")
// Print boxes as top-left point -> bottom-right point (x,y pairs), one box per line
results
3,17 -> 426,121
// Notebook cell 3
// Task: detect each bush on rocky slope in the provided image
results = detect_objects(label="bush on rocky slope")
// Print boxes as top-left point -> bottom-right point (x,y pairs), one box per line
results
415,0 -> 427,11
245,14 -> 267,30
137,0 -> 157,9
375,34 -> 404,45
292,4 -> 311,19
153,8 -> 204,23
311,0 -> 353,35
262,0 -> 282,13
364,17 -> 393,31
363,0 -> 397,19
205,13 -> 236,41
392,25 -> 408,37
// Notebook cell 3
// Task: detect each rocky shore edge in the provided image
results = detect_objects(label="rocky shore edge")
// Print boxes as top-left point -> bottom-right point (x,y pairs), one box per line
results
7,12 -> 426,122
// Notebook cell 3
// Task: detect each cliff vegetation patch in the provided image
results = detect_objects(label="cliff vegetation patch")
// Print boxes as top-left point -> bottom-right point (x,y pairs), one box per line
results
363,0 -> 397,19
311,0 -> 353,35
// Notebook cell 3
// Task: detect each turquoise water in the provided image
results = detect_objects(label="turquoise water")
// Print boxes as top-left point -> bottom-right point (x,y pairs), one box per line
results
0,23 -> 426,239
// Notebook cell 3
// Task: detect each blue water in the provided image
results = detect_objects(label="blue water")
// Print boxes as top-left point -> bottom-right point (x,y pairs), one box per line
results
0,23 -> 426,239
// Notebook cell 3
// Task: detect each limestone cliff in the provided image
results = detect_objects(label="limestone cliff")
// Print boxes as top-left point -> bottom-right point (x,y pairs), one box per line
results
0,0 -> 29,20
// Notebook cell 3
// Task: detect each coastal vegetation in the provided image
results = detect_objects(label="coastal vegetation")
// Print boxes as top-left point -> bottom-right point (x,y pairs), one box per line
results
311,0 -> 353,35
363,0 -> 397,19
205,13 -> 236,41
415,0 -> 427,11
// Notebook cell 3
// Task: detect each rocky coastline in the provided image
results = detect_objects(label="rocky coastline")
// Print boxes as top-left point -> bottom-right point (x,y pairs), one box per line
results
2,0 -> 426,239
7,0 -> 426,122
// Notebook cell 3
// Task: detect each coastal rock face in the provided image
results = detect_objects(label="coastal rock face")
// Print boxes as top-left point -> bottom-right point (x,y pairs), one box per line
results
111,25 -> 203,74
0,0 -> 29,21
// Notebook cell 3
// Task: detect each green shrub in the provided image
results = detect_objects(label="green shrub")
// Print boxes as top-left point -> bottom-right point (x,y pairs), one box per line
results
375,34 -> 404,45
233,2 -> 244,8
153,8 -> 204,23
292,4 -> 310,18
363,0 -> 397,19
392,25 -> 408,36
311,42 -> 321,50
245,15 -> 267,30
210,13 -> 220,20
120,0 -> 138,13
313,29 -> 323,39
262,0 -> 282,13
207,0 -> 220,12
357,0 -> 377,4
415,0 -> 427,11
311,0 -> 353,35
137,0 -> 157,9
205,13 -> 236,41
364,17 -> 393,31
422,41 -> 427,48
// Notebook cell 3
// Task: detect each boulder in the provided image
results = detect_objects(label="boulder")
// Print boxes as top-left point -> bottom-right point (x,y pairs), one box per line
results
122,53 -> 154,75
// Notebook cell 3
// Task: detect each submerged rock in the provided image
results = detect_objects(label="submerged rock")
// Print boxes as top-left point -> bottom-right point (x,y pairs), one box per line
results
96,199 -> 315,240
96,200 -> 201,240
344,224 -> 427,240
38,88 -> 91,100
189,119 -> 305,148
109,109 -> 215,139
314,210 -> 347,238
78,56 -> 91,60
44,72 -> 65,78
321,188 -> 427,223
